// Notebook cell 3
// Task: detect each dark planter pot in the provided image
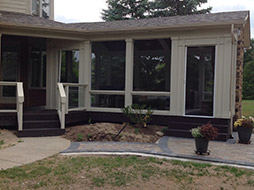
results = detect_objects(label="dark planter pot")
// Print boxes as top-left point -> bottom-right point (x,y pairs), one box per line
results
194,137 -> 209,154
238,127 -> 253,144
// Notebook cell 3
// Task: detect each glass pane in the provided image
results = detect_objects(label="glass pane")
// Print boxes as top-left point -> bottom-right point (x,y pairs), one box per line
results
32,0 -> 40,16
60,50 -> 79,83
31,50 -> 41,88
92,41 -> 126,90
133,96 -> 170,110
134,39 -> 171,91
68,86 -> 85,109
91,94 -> 124,108
42,0 -> 50,18
185,46 -> 215,116
1,44 -> 19,97
42,52 -> 47,88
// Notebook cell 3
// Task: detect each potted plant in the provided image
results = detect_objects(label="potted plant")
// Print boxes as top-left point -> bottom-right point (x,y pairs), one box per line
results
191,123 -> 218,155
234,117 -> 254,144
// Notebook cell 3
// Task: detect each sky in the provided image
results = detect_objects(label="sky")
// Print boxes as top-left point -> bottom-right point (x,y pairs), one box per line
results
55,0 -> 253,38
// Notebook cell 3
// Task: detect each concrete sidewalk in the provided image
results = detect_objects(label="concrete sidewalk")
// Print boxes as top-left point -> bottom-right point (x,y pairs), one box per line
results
0,137 -> 70,170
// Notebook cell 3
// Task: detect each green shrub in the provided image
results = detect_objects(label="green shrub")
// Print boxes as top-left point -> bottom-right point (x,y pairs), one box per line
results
122,104 -> 153,128
191,123 -> 218,140
76,133 -> 83,142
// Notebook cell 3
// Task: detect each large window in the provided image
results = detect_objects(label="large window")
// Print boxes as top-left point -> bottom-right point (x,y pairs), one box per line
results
1,43 -> 19,97
91,41 -> 126,108
133,39 -> 171,110
32,0 -> 50,19
185,46 -> 215,116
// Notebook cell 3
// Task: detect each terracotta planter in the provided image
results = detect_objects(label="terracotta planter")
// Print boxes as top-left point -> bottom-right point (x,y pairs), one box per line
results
194,137 -> 209,154
238,127 -> 253,144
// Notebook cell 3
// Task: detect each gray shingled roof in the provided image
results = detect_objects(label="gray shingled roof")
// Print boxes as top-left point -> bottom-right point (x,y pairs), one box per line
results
0,10 -> 249,33
68,11 -> 249,31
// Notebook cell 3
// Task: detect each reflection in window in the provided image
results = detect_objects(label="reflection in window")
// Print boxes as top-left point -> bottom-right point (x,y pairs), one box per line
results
134,39 -> 171,91
133,96 -> 170,110
91,41 -> 126,91
1,44 -> 19,97
60,50 -> 79,83
91,95 -> 124,108
32,0 -> 50,19
30,48 -> 47,88
185,46 -> 215,116
32,0 -> 40,16
42,0 -> 50,18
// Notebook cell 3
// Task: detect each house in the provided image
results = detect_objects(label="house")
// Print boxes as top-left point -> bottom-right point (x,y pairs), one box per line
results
0,0 -> 251,141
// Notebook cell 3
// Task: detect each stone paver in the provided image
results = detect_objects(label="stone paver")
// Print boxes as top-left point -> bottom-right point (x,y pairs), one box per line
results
0,137 -> 70,170
167,133 -> 254,163
64,141 -> 163,154
62,133 -> 254,168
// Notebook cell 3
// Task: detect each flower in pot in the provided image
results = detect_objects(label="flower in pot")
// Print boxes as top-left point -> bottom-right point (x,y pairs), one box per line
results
234,117 -> 254,144
191,123 -> 218,155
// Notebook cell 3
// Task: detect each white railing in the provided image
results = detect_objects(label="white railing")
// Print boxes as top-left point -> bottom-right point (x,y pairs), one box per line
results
57,83 -> 67,130
57,83 -> 87,129
62,83 -> 87,113
0,82 -> 24,131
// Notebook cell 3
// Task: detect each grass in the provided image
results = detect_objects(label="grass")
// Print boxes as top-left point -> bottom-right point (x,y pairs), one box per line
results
242,100 -> 254,117
0,140 -> 4,149
0,156 -> 254,189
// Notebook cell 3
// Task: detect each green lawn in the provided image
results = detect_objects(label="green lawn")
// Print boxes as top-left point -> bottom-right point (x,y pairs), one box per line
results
0,155 -> 254,190
243,100 -> 254,117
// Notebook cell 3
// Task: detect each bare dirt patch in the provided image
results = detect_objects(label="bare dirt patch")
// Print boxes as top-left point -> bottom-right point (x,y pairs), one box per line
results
0,130 -> 20,149
63,123 -> 166,143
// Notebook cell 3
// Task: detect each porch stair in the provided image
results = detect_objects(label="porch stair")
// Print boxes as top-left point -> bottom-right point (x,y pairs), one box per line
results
163,118 -> 231,141
17,110 -> 65,137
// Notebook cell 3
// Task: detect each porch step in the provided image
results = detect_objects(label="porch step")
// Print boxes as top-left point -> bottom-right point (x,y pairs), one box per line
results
168,122 -> 229,133
166,118 -> 231,141
23,120 -> 60,129
19,109 -> 64,137
24,111 -> 59,121
164,129 -> 229,141
17,128 -> 65,137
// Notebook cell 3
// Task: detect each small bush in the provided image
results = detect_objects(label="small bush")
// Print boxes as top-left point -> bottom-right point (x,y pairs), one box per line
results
234,117 -> 254,128
191,123 -> 218,140
76,133 -> 83,142
200,123 -> 218,140
122,104 -> 153,128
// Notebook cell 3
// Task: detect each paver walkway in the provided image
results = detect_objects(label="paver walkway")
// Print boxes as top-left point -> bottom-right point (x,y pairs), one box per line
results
0,137 -> 70,170
62,133 -> 254,168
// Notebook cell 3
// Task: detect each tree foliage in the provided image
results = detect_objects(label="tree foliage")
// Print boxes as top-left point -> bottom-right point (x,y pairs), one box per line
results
244,39 -> 254,67
102,0 -> 212,21
243,61 -> 254,100
149,0 -> 211,17
102,0 -> 150,21
243,39 -> 254,100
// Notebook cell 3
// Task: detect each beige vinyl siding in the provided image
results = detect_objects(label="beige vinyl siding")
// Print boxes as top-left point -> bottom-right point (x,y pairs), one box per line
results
0,0 -> 30,14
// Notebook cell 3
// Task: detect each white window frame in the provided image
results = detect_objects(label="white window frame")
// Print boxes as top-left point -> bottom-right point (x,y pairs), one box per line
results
88,38 -> 172,115
89,40 -> 126,111
183,45 -> 217,119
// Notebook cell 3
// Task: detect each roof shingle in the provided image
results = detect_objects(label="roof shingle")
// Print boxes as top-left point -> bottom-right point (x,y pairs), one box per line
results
0,10 -> 249,33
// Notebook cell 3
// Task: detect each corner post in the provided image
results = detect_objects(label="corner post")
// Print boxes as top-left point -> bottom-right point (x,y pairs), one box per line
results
84,41 -> 91,110
125,39 -> 134,107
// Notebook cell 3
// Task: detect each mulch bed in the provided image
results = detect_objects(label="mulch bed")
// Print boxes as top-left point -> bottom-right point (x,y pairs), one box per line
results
63,123 -> 166,143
